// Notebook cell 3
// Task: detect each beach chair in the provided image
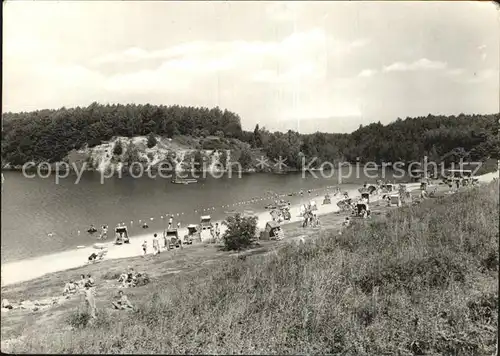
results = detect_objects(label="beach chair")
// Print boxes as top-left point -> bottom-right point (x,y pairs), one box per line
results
367,184 -> 378,195
260,221 -> 281,240
166,229 -> 181,249
184,224 -> 198,245
388,194 -> 402,207
356,202 -> 370,218
336,198 -> 352,212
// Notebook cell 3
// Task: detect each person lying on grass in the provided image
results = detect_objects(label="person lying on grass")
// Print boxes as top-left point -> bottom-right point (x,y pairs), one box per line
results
111,290 -> 134,310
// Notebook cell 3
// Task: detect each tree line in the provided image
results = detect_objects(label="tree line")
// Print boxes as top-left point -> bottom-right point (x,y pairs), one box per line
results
2,102 -> 499,169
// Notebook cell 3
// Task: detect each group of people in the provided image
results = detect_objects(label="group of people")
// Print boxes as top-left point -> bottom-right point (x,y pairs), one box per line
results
88,224 -> 108,239
141,216 -> 185,256
302,208 -> 321,228
61,274 -> 98,318
117,267 -> 150,288
142,233 -> 164,256
67,272 -> 136,318
270,207 -> 291,224
63,274 -> 95,297
209,222 -> 221,242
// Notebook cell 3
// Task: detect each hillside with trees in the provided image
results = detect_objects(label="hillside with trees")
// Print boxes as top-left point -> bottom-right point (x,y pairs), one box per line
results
2,103 -> 499,170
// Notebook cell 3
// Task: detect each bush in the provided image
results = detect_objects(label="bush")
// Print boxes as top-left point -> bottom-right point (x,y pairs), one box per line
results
125,143 -> 140,166
66,309 -> 92,329
238,148 -> 253,170
200,129 -> 210,138
222,213 -> 258,251
113,140 -> 123,156
147,133 -> 157,148
218,150 -> 229,169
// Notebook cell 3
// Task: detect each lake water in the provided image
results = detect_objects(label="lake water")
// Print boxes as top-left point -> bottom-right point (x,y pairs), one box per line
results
1,168 -> 406,263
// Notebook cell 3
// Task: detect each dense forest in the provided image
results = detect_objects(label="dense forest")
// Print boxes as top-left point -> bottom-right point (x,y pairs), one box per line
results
2,102 -> 499,169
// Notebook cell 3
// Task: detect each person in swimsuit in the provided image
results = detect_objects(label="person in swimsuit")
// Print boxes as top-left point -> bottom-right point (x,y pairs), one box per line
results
152,234 -> 160,255
83,286 -> 97,318
112,290 -> 134,310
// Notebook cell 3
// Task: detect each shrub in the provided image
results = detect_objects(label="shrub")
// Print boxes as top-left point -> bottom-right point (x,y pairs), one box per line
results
66,309 -> 92,329
200,129 -> 210,138
218,150 -> 229,169
238,148 -> 253,170
222,213 -> 258,250
113,140 -> 123,156
147,133 -> 157,148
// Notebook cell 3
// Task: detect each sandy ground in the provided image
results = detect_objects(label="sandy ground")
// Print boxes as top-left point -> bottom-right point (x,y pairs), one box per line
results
1,172 -> 497,287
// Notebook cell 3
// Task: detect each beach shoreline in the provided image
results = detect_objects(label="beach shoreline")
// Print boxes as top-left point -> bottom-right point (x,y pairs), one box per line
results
1,185 -> 356,286
2,172 -> 497,287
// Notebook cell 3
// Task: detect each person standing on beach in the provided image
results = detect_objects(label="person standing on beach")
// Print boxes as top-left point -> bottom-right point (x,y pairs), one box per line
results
142,240 -> 148,257
215,222 -> 221,241
152,234 -> 160,255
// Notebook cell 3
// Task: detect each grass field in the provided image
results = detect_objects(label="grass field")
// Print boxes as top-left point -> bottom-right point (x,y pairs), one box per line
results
1,182 -> 498,355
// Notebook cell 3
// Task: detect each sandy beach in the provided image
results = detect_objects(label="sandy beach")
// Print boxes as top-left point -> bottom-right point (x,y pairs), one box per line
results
1,184 -> 356,286
2,173 -> 497,287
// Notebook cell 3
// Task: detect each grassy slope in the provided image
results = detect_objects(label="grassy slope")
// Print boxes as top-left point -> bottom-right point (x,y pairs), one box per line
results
2,183 -> 499,355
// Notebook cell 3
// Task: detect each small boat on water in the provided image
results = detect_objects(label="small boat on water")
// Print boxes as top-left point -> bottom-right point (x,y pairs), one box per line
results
171,178 -> 198,184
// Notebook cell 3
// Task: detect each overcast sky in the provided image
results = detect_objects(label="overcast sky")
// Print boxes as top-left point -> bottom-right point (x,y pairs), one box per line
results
3,1 -> 499,133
